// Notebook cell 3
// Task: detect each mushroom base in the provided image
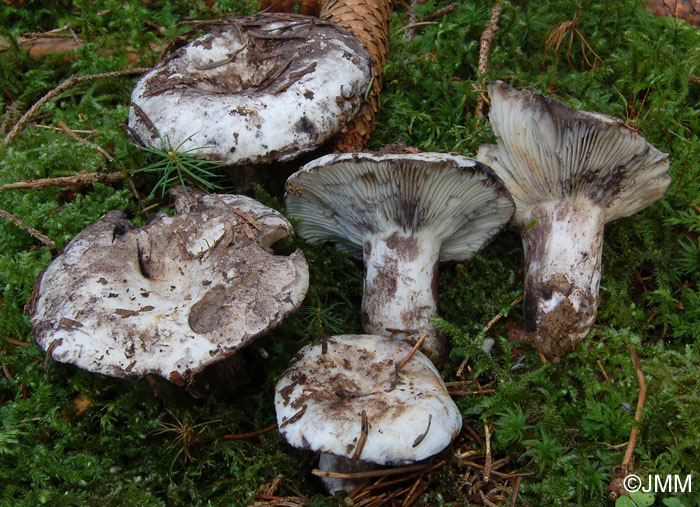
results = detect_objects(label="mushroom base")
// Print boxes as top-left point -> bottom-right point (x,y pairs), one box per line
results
318,453 -> 378,495
520,200 -> 604,357
361,233 -> 446,365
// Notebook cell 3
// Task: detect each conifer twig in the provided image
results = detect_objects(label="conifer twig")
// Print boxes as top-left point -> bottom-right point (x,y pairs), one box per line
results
483,424 -> 492,482
475,0 -> 503,118
424,3 -> 457,21
395,333 -> 428,372
57,121 -> 114,162
0,172 -> 125,191
404,0 -> 419,40
312,461 -> 440,479
622,346 -> 646,468
510,475 -> 523,507
5,68 -> 149,146
224,423 -> 278,439
608,346 -> 647,500
0,207 -> 55,247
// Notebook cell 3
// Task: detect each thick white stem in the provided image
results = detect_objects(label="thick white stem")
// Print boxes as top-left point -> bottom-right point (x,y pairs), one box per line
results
520,200 -> 604,357
361,232 -> 446,365
318,453 -> 378,495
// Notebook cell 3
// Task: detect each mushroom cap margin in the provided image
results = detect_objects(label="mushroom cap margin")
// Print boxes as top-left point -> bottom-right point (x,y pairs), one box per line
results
284,151 -> 515,262
477,80 -> 671,224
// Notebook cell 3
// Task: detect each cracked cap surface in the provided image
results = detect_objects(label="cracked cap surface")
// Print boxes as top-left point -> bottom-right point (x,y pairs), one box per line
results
31,187 -> 309,383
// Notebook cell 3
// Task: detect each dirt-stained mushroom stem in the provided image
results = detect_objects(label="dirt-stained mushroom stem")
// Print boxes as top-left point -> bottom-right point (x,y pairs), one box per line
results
362,233 -> 443,361
521,200 -> 604,357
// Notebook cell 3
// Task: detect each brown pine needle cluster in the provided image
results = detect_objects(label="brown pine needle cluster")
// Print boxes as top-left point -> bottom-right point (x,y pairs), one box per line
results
543,9 -> 603,71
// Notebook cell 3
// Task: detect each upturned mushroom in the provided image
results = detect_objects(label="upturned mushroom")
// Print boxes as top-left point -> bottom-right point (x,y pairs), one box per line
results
128,14 -> 372,166
477,81 -> 671,358
284,152 -> 515,365
30,187 -> 309,385
275,334 -> 462,494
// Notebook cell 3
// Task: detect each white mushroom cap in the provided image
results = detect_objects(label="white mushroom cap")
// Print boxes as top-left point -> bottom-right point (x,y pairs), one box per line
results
128,14 -> 372,165
477,80 -> 670,225
275,334 -> 462,466
31,188 -> 309,383
285,152 -> 515,261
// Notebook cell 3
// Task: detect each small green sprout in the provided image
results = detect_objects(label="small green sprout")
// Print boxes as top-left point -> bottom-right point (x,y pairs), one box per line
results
131,134 -> 223,197
525,216 -> 544,232
298,295 -> 346,341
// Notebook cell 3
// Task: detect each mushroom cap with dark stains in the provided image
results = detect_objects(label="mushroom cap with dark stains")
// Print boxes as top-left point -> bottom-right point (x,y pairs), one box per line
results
284,152 -> 515,260
30,187 -> 309,382
128,14 -> 372,166
275,334 -> 462,465
477,81 -> 671,224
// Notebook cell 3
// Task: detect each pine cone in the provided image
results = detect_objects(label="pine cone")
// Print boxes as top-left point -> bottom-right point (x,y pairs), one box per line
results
320,0 -> 393,151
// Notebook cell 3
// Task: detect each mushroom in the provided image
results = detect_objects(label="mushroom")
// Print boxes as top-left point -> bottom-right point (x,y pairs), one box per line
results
284,152 -> 515,365
275,334 -> 462,494
128,14 -> 372,166
476,81 -> 671,358
30,187 -> 309,385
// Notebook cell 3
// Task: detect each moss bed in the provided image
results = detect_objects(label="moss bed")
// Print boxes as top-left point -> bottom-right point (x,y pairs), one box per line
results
0,1 -> 698,505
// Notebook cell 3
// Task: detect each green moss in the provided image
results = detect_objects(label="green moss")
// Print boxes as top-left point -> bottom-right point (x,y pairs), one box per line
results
1,0 -> 699,504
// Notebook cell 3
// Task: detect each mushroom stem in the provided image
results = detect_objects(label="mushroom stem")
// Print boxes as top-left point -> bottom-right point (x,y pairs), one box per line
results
520,199 -> 604,357
361,232 -> 445,364
318,453 -> 378,494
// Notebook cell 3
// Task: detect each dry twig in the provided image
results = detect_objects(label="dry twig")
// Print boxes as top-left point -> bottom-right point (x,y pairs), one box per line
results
0,207 -> 55,247
607,346 -> 647,500
622,346 -> 646,468
484,424 -> 492,482
57,121 -> 114,161
5,68 -> 149,146
424,3 -> 457,21
312,461 -> 440,479
225,423 -> 278,440
543,8 -> 603,71
3,337 -> 30,347
395,333 -> 428,372
479,490 -> 499,507
400,20 -> 438,34
510,475 -> 523,507
0,172 -> 125,192
1,362 -> 13,382
474,0 -> 503,118
461,460 -> 535,480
